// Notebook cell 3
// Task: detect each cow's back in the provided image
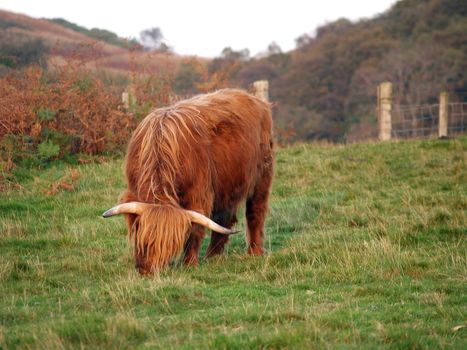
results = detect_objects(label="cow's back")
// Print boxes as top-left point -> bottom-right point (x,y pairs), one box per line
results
186,89 -> 273,212
125,89 -> 272,214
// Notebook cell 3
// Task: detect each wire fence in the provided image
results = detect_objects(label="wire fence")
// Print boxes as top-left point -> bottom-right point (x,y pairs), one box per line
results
391,102 -> 467,139
448,102 -> 467,135
392,104 -> 439,138
375,82 -> 467,141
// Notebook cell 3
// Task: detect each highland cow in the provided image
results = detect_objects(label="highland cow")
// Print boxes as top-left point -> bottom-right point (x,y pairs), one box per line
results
103,89 -> 273,274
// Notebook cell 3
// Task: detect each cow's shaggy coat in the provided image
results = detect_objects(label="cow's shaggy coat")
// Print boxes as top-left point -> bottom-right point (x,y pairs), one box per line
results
118,89 -> 273,274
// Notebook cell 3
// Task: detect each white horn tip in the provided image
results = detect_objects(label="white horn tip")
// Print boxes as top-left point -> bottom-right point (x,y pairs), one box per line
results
102,208 -> 117,218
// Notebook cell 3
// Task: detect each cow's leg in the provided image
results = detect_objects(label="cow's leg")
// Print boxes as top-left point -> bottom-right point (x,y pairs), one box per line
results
181,182 -> 213,266
183,225 -> 205,266
205,210 -> 237,257
246,168 -> 273,256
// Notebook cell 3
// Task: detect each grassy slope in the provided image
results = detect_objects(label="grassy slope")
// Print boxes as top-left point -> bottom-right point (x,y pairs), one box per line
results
0,10 -> 183,76
0,138 -> 466,349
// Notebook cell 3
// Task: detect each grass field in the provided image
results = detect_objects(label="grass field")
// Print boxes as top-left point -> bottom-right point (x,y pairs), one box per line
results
1,138 -> 466,349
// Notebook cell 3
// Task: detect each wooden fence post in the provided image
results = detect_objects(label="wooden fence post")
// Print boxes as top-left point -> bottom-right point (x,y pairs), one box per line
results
438,91 -> 448,138
122,91 -> 130,109
122,85 -> 137,109
253,80 -> 269,102
378,82 -> 392,141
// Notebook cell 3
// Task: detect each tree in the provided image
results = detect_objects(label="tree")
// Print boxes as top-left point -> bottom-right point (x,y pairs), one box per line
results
139,27 -> 171,52
220,47 -> 250,61
173,58 -> 205,95
267,41 -> 282,56
295,34 -> 311,48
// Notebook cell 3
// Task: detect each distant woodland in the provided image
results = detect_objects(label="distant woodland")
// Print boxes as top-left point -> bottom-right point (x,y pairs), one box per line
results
230,0 -> 467,141
1,0 -> 466,142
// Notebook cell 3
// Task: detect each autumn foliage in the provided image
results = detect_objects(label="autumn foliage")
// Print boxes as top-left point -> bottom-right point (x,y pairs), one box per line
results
0,38 -> 190,172
1,67 -> 132,150
0,44 -> 240,186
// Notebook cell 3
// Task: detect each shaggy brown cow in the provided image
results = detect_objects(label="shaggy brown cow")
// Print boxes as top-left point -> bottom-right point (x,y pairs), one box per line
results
103,89 -> 273,274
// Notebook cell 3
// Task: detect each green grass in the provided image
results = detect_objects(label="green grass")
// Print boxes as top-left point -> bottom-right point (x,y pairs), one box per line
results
1,138 -> 466,349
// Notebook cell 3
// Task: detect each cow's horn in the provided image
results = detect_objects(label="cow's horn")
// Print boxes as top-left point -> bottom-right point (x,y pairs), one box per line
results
185,210 -> 235,235
102,202 -> 152,217
102,203 -> 235,235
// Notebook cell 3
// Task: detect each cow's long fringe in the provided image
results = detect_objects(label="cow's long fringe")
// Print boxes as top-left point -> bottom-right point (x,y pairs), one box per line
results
131,205 -> 191,270
130,105 -> 207,204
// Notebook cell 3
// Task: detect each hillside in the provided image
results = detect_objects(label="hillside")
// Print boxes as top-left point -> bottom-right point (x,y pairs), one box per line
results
1,1 -> 467,142
0,10 -> 217,171
233,0 -> 467,141
47,18 -> 140,49
0,9 -> 182,77
1,138 -> 466,348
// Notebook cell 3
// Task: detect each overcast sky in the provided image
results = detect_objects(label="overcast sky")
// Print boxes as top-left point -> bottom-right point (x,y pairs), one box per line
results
1,0 -> 397,57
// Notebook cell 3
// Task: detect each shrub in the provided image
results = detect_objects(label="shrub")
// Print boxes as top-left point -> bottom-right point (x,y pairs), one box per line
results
0,63 -> 135,169
0,32 -> 48,69
38,140 -> 60,160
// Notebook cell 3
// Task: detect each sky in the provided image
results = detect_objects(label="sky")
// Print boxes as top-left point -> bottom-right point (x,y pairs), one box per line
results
0,0 -> 397,57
